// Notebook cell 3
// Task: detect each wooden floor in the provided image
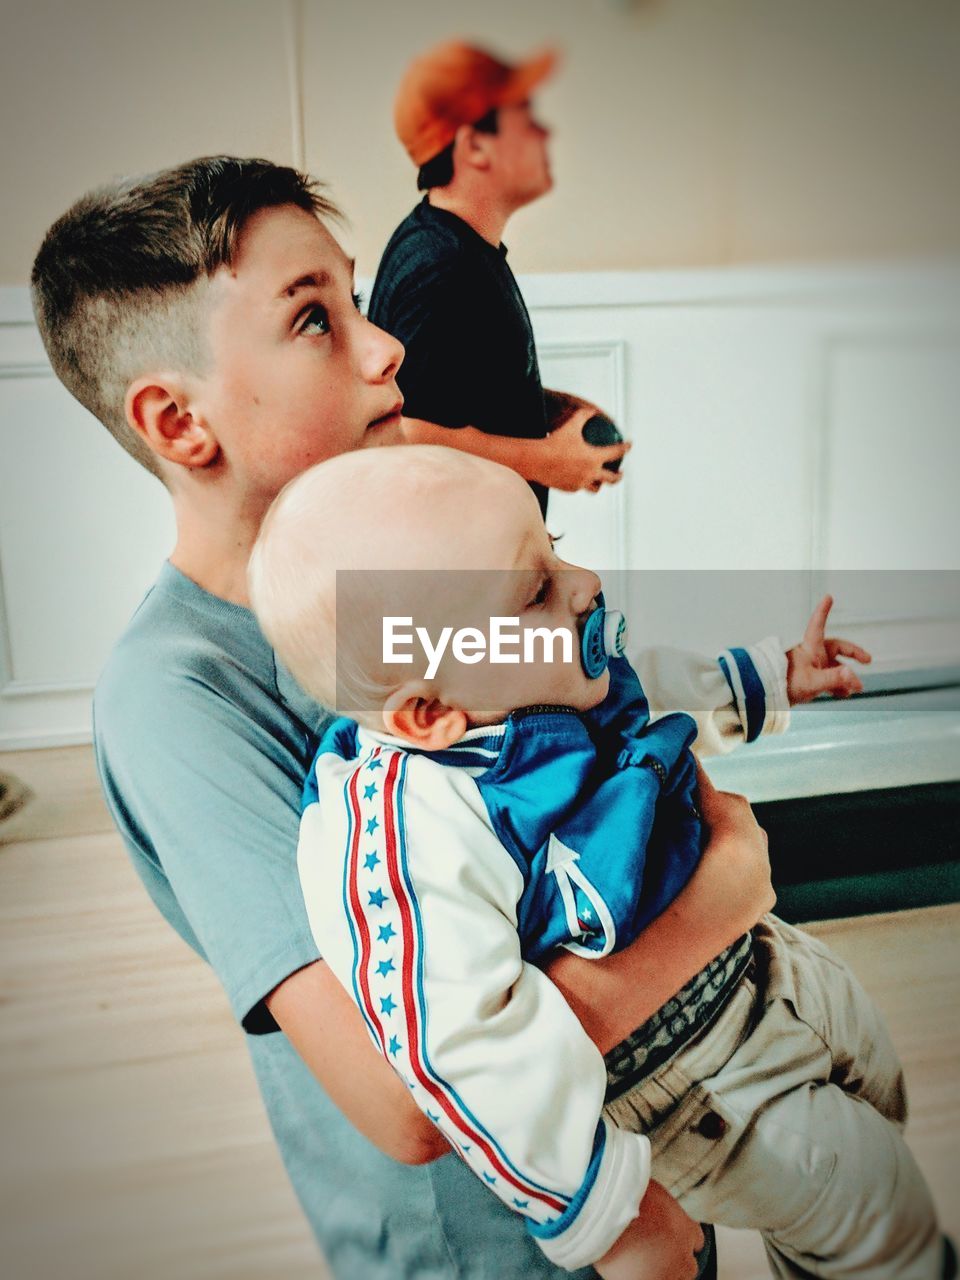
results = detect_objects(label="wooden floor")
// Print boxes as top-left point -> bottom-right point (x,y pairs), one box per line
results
1,747 -> 958,1279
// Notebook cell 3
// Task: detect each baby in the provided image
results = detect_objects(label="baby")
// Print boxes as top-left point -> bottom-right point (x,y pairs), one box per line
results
250,446 -> 943,1280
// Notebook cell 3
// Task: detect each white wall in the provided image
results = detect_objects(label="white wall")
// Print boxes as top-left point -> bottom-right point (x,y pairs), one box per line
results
2,263 -> 958,748
2,0 -> 960,285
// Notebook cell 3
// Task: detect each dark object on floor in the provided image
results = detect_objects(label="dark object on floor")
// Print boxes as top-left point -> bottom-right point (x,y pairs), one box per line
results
0,772 -> 32,825
581,413 -> 623,471
754,782 -> 960,922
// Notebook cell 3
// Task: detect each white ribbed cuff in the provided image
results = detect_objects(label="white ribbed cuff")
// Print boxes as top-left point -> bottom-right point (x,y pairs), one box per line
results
536,1120 -> 651,1271
748,636 -> 790,737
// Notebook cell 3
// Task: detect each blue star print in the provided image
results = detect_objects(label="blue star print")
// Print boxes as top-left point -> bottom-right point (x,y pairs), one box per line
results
376,958 -> 395,977
368,888 -> 387,908
366,816 -> 379,835
380,994 -> 396,1016
388,1035 -> 401,1056
363,851 -> 380,871
513,1199 -> 529,1209
368,757 -> 383,771
378,923 -> 396,942
363,783 -> 378,800
483,1172 -> 497,1185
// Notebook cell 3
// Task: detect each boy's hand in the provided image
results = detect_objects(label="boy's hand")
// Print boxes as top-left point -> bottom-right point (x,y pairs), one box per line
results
786,594 -> 872,704
695,765 -> 776,922
537,407 -> 631,491
594,1182 -> 705,1280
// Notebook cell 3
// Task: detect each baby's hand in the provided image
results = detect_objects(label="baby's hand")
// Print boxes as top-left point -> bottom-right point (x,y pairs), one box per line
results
786,595 -> 872,704
593,1181 -> 704,1280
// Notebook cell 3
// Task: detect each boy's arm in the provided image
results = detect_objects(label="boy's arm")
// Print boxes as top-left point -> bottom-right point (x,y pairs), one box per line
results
299,748 -> 653,1271
401,412 -> 629,491
547,766 -> 775,1054
265,959 -> 448,1164
390,260 -> 627,489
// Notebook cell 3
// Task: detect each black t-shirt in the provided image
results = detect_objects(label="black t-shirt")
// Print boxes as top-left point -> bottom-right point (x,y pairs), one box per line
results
368,199 -> 549,515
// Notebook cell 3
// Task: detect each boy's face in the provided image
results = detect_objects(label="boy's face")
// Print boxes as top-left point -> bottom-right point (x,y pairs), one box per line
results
487,100 -> 553,210
198,204 -> 404,502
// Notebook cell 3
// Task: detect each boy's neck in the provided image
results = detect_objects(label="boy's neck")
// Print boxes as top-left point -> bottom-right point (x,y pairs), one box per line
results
168,485 -> 271,606
427,188 -> 509,248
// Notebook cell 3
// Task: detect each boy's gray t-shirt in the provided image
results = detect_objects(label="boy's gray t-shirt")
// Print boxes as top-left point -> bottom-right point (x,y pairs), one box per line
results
93,562 -> 591,1279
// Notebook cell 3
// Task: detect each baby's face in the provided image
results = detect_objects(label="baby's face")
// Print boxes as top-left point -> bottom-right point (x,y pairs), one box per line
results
387,472 -> 611,725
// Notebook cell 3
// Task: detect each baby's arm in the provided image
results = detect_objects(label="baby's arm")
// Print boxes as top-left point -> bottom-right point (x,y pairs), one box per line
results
631,637 -> 789,755
300,744 -> 651,1272
630,594 -> 871,755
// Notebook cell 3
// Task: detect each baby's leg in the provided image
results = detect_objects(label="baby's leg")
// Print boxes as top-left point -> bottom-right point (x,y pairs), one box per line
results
606,916 -> 942,1279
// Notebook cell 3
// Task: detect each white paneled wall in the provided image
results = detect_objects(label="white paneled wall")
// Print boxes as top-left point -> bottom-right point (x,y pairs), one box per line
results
0,290 -> 174,747
1,265 -> 958,748
527,266 -> 960,670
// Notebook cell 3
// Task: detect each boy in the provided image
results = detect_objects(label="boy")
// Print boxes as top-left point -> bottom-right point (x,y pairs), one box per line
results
31,155 -> 794,1279
249,444 -> 944,1279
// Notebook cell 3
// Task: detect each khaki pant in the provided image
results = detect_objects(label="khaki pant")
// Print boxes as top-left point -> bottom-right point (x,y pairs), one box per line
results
606,916 -> 942,1279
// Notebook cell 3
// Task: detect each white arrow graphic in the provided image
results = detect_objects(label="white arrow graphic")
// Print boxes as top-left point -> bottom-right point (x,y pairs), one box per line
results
545,833 -> 617,958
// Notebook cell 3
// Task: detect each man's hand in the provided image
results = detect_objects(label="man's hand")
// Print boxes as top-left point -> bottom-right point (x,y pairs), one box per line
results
787,594 -> 872,704
594,1182 -> 705,1280
535,407 -> 631,491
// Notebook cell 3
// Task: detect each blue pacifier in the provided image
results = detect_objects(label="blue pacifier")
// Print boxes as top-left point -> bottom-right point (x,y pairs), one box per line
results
580,594 -> 628,679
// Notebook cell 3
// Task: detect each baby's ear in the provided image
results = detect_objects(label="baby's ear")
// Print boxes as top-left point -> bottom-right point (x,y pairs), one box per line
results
382,686 -> 467,750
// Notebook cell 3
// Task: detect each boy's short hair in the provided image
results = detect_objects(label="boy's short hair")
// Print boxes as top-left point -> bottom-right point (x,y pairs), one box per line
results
416,108 -> 499,191
31,156 -> 339,478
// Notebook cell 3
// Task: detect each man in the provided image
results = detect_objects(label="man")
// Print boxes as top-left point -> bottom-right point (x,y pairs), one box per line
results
369,41 -> 629,515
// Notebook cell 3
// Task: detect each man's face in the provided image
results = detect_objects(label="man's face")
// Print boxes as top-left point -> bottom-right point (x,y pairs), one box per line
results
197,204 -> 404,502
486,100 -> 553,209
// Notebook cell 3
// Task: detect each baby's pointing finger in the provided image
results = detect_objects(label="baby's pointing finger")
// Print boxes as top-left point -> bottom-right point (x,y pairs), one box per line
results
803,594 -> 834,646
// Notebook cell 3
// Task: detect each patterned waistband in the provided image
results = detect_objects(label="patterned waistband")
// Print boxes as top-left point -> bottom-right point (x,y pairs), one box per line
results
603,932 -> 755,1104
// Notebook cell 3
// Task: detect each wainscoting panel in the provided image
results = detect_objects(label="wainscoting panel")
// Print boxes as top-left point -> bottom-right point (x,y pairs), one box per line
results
2,265 -> 957,747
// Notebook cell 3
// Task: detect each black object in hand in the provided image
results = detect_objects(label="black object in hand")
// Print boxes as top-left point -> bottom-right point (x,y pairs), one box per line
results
581,414 -> 623,472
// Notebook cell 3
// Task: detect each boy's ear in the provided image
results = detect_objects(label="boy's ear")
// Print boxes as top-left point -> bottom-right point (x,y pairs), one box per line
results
382,685 -> 467,750
453,122 -> 493,174
125,374 -> 220,469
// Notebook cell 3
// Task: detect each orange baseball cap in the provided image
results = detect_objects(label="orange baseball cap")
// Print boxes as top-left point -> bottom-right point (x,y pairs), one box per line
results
394,40 -> 558,167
